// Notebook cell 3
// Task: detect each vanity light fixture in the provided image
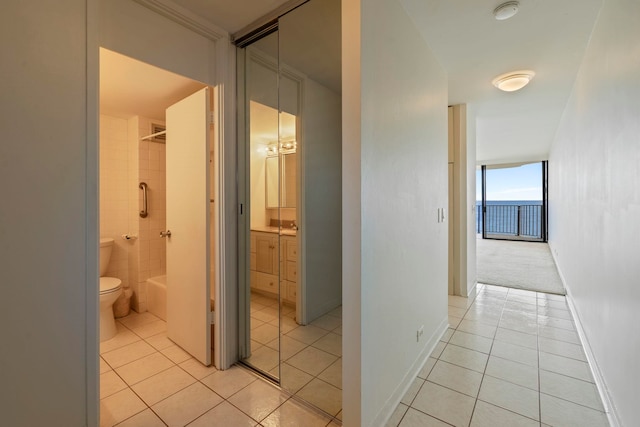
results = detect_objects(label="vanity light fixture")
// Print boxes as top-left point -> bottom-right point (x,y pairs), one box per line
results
492,70 -> 535,92
493,1 -> 519,20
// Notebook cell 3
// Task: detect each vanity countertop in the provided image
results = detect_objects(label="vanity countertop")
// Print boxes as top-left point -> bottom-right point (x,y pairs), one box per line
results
251,225 -> 297,236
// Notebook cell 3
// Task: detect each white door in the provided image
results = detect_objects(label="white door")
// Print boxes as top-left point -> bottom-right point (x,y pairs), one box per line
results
166,87 -> 211,365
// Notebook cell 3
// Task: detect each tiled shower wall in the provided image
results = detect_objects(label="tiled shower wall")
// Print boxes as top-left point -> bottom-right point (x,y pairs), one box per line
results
100,114 -> 166,313
130,117 -> 167,312
99,115 -> 130,288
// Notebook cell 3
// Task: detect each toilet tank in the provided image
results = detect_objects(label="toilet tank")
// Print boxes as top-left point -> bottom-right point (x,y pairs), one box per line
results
99,238 -> 114,277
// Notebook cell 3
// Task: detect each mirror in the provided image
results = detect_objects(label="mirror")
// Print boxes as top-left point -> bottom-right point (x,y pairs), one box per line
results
265,156 -> 279,209
266,153 -> 296,209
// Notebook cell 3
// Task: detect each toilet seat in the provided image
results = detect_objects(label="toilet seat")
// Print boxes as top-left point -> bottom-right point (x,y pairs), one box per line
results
100,277 -> 122,295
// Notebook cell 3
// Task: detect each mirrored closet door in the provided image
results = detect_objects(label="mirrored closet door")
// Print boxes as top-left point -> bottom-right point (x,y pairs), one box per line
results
238,0 -> 343,418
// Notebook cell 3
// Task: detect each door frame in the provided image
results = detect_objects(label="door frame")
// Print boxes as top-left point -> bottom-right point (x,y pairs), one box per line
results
92,1 -> 236,371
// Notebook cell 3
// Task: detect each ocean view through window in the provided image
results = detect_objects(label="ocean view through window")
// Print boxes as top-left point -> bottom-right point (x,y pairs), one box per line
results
477,162 -> 547,241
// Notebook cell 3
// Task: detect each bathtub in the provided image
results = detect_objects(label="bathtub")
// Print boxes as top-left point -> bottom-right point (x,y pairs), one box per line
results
147,272 -> 215,321
147,275 -> 167,320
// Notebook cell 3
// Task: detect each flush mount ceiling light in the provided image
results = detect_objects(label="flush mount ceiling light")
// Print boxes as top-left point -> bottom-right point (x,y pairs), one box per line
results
493,1 -> 520,20
492,70 -> 535,92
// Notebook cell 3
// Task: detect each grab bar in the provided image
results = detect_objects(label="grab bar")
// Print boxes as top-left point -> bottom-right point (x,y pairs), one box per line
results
139,182 -> 148,218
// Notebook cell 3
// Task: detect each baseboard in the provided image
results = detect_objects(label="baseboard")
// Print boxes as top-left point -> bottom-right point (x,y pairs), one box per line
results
466,280 -> 478,298
371,316 -> 449,427
548,243 -> 621,427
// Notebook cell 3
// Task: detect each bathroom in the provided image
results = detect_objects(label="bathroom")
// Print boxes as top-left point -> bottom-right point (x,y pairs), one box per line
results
98,47 -> 214,348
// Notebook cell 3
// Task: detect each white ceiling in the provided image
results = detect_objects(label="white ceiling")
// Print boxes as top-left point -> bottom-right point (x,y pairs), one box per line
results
400,0 -> 603,164
101,0 -> 603,166
99,48 -> 205,120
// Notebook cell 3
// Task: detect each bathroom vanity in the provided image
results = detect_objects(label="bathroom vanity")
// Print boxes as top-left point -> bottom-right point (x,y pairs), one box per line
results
250,228 -> 297,305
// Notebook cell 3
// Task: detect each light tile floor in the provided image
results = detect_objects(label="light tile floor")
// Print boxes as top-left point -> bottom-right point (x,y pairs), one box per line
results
248,293 -> 343,419
388,283 -> 610,427
100,310 -> 341,426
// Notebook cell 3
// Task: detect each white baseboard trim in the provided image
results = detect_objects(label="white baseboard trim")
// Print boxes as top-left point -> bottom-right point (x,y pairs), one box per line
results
549,243 -> 621,427
371,316 -> 449,427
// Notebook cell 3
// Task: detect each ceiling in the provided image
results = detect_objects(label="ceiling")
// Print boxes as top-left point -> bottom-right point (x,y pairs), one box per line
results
400,0 -> 603,164
100,48 -> 205,120
101,0 -> 603,165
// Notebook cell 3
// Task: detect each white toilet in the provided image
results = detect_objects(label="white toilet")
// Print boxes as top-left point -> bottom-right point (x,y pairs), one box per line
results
99,238 -> 123,341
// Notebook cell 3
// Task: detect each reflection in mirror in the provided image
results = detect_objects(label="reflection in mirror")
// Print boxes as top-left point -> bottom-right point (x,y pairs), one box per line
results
238,0 -> 341,418
240,32 -> 281,380
278,0 -> 343,419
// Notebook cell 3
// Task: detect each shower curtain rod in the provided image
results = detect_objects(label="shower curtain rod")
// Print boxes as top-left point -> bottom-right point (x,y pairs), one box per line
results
140,130 -> 167,141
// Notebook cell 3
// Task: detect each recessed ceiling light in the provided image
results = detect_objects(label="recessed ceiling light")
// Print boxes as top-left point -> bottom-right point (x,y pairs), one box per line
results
492,70 -> 535,92
493,1 -> 519,20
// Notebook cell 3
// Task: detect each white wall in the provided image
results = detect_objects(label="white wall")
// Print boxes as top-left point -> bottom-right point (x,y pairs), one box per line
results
465,105 -> 478,296
0,0 -> 98,425
548,0 -> 640,424
342,0 -> 449,424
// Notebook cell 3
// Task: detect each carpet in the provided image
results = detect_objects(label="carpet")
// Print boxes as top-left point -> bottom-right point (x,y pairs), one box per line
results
476,238 -> 566,295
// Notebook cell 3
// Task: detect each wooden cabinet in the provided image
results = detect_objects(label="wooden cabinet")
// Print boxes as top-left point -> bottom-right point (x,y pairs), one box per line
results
281,235 -> 297,305
250,231 -> 297,305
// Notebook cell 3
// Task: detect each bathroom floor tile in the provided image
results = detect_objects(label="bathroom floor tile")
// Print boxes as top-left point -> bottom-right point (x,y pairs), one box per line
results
416,357 -> 437,379
129,319 -> 167,339
470,400 -> 539,427
457,319 -> 497,339
539,351 -> 594,382
228,379 -> 288,422
400,377 -> 425,405
187,401 -> 256,427
540,393 -> 608,427
131,365 -> 196,406
101,340 -> 157,368
152,382 -> 223,427
268,335 -> 307,360
485,355 -> 539,391
494,327 -> 538,350
439,344 -> 488,373
411,381 -> 476,427
285,324 -> 329,345
261,398 -> 332,427
161,343 -> 193,364
100,357 -> 112,374
252,323 -> 280,345
427,360 -> 483,397
279,362 -> 314,394
200,366 -> 257,399
311,332 -> 342,356
538,336 -> 586,361
115,352 -> 174,386
100,370 -> 128,399
538,325 -> 581,345
317,358 -> 342,389
385,403 -> 408,427
286,346 -> 338,376
398,408 -> 452,426
539,370 -> 604,410
245,344 -> 280,373
296,378 -> 343,417
310,313 -> 343,331
118,312 -> 161,329
179,358 -> 218,380
478,375 -> 539,420
100,388 -> 147,427
449,330 -> 493,354
491,340 -> 538,367
115,408 -> 166,427
100,324 -> 141,354
430,341 -> 446,359
144,332 -> 174,350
